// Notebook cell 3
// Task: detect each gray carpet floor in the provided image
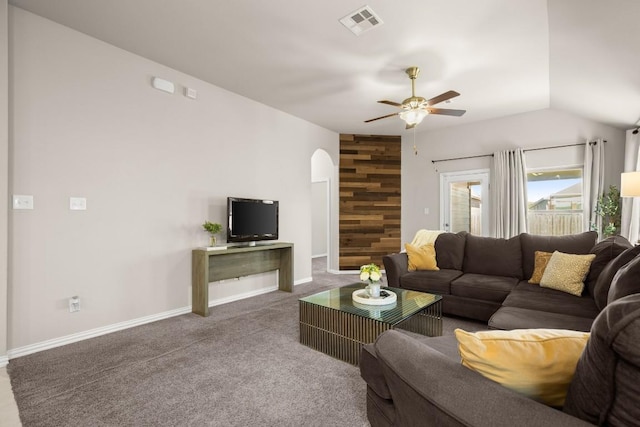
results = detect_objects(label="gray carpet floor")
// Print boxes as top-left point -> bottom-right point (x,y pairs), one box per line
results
8,258 -> 486,426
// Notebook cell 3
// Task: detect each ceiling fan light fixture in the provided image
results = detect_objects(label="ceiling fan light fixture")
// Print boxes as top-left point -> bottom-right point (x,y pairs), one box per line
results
364,66 -> 466,126
399,109 -> 428,126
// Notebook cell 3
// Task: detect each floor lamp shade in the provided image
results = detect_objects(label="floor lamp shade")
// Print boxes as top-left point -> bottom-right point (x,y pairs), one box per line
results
621,171 -> 640,197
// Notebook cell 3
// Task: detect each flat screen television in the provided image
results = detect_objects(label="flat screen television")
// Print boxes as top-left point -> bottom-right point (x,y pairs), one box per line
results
227,197 -> 279,244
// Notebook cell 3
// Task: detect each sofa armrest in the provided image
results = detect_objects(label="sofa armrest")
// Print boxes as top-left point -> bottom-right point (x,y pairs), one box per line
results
374,330 -> 592,427
383,253 -> 408,287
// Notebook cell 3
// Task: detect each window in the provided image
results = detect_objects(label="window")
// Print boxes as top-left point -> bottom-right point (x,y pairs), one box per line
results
527,168 -> 583,236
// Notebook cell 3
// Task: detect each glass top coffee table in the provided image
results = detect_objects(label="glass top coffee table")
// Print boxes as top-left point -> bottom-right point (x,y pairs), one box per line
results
299,283 -> 442,365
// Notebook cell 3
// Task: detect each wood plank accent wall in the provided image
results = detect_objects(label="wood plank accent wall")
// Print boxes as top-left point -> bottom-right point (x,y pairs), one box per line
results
339,134 -> 401,271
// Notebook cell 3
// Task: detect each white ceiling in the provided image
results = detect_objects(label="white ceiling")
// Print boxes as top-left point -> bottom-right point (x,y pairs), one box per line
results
9,0 -> 640,135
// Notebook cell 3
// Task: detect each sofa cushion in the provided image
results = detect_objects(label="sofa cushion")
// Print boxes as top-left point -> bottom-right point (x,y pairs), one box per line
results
399,269 -> 462,294
502,290 -> 599,319
488,306 -> 594,332
455,328 -> 590,407
394,330 -> 463,360
405,243 -> 439,271
513,280 -> 576,295
520,231 -> 597,280
463,234 -> 522,279
585,235 -> 632,297
451,273 -> 518,303
528,251 -> 553,284
608,255 -> 640,304
434,231 -> 466,270
366,387 -> 396,425
564,294 -> 640,425
592,245 -> 640,310
361,344 -> 392,399
539,251 -> 596,296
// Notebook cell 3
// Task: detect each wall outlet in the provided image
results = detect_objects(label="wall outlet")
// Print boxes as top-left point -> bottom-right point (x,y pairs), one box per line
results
69,197 -> 87,210
69,296 -> 80,313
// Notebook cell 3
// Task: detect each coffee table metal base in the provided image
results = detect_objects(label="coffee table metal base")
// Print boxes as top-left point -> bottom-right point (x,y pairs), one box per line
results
299,299 -> 442,365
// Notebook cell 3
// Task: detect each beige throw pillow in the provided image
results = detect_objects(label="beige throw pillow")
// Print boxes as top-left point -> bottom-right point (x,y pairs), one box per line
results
455,328 -> 590,407
539,251 -> 596,296
528,251 -> 553,284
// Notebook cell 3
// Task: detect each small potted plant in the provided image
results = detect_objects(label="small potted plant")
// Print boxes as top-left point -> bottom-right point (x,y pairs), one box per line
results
360,263 -> 383,297
202,221 -> 222,247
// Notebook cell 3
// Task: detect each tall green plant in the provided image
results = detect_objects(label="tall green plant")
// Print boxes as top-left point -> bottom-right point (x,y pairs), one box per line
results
593,185 -> 621,238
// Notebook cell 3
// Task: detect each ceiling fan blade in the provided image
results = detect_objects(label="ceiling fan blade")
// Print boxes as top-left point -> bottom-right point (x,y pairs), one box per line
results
364,112 -> 400,123
426,90 -> 460,106
378,100 -> 403,107
427,108 -> 466,117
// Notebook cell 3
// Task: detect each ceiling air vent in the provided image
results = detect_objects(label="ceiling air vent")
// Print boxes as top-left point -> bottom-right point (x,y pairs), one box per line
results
339,5 -> 383,36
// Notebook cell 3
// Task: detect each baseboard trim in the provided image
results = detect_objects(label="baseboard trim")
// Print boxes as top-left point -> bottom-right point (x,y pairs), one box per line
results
295,276 -> 312,285
8,306 -> 192,360
8,278 -> 314,361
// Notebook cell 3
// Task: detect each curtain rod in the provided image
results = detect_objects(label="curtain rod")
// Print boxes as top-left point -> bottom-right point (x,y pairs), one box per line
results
431,153 -> 493,164
524,140 -> 607,153
431,140 -> 606,164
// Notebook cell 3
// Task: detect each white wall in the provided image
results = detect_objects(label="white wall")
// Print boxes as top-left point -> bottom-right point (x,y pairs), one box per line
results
311,148 -> 338,271
0,0 -> 8,361
401,108 -> 626,245
311,181 -> 327,257
8,7 -> 338,349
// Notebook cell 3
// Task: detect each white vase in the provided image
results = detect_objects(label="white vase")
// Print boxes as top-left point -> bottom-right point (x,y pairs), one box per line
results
368,282 -> 381,298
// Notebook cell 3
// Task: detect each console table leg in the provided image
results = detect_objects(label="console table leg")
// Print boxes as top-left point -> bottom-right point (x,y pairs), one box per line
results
192,250 -> 209,316
278,247 -> 293,292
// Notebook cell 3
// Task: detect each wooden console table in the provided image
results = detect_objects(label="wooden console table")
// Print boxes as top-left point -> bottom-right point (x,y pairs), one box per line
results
191,242 -> 294,317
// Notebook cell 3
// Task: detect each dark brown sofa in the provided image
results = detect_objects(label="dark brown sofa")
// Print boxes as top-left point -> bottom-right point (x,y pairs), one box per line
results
362,252 -> 640,426
383,231 -> 635,331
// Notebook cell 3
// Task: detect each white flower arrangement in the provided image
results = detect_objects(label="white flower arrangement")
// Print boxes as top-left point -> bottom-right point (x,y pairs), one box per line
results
360,263 -> 382,284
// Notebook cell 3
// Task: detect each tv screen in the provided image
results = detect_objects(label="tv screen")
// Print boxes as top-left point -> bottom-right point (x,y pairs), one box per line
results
227,197 -> 279,243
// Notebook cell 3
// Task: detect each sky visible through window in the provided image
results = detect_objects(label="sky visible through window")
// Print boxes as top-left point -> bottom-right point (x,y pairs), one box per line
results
528,178 -> 581,203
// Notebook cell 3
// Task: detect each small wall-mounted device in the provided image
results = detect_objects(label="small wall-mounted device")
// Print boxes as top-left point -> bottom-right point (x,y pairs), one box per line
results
152,77 -> 175,94
185,87 -> 197,99
69,296 -> 80,313
69,197 -> 87,211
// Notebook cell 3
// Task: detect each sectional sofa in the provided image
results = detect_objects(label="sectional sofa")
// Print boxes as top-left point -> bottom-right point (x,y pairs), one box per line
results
364,235 -> 640,426
383,231 -> 635,331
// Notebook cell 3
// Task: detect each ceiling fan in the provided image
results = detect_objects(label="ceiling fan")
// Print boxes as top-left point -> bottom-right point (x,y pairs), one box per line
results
365,66 -> 466,129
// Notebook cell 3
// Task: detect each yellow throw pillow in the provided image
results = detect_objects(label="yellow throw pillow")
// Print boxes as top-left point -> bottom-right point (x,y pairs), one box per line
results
528,251 -> 553,284
405,243 -> 439,271
455,328 -> 590,407
539,251 -> 596,296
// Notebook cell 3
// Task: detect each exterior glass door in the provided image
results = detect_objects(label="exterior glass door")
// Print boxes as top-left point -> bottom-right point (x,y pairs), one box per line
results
440,170 -> 489,235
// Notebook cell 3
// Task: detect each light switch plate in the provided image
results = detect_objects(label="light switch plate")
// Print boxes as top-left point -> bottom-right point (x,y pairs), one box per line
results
13,195 -> 34,210
70,197 -> 87,211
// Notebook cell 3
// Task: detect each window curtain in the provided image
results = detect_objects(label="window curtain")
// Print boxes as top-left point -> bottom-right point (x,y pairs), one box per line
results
491,148 -> 528,238
583,139 -> 605,236
621,130 -> 640,244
